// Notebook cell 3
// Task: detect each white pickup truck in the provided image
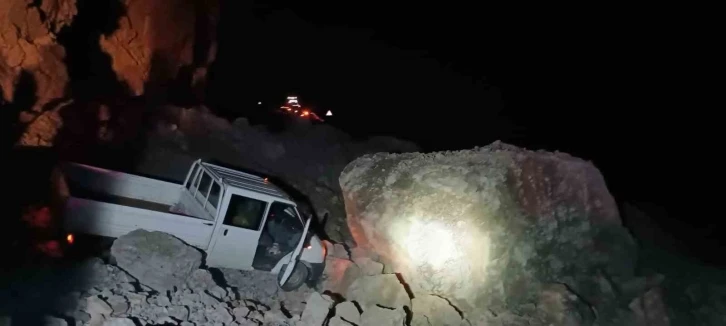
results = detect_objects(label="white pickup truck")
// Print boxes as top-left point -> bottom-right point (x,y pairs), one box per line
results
51,159 -> 326,291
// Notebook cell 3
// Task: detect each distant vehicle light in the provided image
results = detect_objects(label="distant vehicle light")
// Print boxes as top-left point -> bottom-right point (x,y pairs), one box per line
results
326,110 -> 332,116
66,233 -> 74,244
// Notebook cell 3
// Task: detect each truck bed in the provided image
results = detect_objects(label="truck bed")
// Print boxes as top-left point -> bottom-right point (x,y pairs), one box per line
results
68,182 -> 172,213
53,163 -> 216,249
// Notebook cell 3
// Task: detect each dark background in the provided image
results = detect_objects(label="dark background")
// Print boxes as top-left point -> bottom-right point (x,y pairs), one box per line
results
206,3 -> 720,258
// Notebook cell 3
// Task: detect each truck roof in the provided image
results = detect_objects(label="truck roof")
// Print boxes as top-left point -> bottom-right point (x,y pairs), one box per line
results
200,162 -> 293,201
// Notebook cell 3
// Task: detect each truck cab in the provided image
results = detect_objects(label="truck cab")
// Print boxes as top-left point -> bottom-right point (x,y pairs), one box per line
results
180,160 -> 326,287
55,159 -> 326,290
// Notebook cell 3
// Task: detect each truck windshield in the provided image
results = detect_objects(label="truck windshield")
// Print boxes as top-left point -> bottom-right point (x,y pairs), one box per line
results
223,195 -> 267,230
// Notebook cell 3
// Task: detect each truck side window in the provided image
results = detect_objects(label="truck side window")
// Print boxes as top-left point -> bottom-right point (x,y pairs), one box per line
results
186,164 -> 199,190
208,182 -> 221,208
198,172 -> 212,196
224,195 -> 267,230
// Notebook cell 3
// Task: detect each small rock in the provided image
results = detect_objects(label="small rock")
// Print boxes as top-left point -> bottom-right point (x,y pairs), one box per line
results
234,319 -> 261,326
155,316 -> 177,325
186,269 -> 218,291
300,292 -> 334,325
188,306 -> 207,324
322,258 -> 361,294
353,257 -> 384,276
328,301 -> 360,326
137,305 -> 170,322
116,283 -> 136,293
179,291 -> 201,308
263,309 -> 290,324
226,287 -> 239,300
346,274 -> 410,309
85,296 -> 113,326
200,291 -> 221,307
168,305 -> 189,321
148,293 -> 171,307
101,318 -> 136,326
411,294 -> 462,326
205,306 -> 234,325
123,292 -> 148,313
247,310 -> 265,322
209,286 -> 228,301
244,299 -> 270,312
106,295 -> 129,316
100,289 -> 113,299
361,305 -> 406,326
233,306 -> 250,320
43,316 -> 68,326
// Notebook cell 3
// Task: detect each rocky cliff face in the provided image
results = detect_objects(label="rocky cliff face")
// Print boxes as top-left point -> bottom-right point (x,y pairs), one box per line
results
100,0 -> 219,98
339,141 -> 639,324
0,0 -> 76,111
2,0 -> 220,148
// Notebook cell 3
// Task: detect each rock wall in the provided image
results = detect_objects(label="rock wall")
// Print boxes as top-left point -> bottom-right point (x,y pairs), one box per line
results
339,141 -> 638,323
0,0 -> 76,110
2,0 -> 220,148
100,0 -> 219,97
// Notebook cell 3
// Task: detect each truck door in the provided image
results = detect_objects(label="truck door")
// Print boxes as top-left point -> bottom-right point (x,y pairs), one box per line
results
279,217 -> 311,287
206,192 -> 269,270
253,201 -> 305,271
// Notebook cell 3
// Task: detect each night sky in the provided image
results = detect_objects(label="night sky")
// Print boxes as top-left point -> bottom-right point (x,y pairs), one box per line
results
208,2 -> 721,253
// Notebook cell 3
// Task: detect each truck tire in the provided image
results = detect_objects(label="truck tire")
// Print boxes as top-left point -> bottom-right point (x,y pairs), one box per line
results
278,261 -> 309,292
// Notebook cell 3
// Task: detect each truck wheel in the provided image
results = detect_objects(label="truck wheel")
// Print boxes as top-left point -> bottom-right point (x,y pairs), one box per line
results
278,261 -> 309,292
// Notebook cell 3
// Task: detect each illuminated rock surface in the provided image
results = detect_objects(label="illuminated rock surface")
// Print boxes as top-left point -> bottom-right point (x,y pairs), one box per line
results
99,0 -> 219,97
340,141 -> 638,323
0,0 -> 75,109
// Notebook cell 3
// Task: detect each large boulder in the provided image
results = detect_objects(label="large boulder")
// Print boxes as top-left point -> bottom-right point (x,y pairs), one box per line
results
339,141 -> 637,322
299,292 -> 334,326
345,274 -> 410,309
110,229 -> 203,292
